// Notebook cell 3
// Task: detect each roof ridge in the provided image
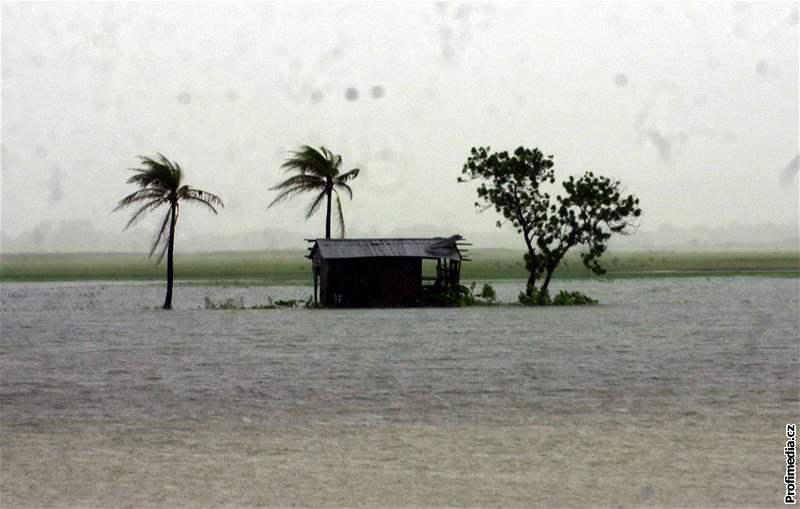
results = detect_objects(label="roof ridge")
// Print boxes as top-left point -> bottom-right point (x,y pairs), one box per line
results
308,236 -> 462,242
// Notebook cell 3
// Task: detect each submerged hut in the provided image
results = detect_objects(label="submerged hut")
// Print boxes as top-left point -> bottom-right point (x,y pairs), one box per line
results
307,235 -> 468,307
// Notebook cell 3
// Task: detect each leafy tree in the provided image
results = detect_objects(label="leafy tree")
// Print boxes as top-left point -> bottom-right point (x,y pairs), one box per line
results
115,154 -> 223,309
268,145 -> 360,239
478,283 -> 497,304
459,146 -> 640,296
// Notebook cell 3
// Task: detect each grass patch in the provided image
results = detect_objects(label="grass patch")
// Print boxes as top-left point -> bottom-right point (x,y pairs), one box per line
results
1,249 -> 798,283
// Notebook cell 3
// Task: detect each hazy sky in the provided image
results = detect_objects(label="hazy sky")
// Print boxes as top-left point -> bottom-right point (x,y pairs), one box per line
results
1,1 -> 798,249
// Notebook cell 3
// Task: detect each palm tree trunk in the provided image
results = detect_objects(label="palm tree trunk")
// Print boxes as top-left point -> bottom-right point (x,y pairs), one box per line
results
163,203 -> 177,310
324,188 -> 332,239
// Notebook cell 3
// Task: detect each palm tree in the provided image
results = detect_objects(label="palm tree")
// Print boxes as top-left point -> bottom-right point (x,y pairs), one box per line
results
268,145 -> 359,239
114,153 -> 223,309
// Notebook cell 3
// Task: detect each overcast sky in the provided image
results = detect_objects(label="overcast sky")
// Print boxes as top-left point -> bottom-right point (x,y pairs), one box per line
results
1,1 -> 798,250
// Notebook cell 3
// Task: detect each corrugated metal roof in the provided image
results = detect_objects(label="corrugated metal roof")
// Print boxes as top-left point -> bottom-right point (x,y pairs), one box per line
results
310,236 -> 464,260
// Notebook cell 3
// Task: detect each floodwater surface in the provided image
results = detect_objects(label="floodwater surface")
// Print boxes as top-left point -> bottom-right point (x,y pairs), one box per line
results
1,278 -> 798,507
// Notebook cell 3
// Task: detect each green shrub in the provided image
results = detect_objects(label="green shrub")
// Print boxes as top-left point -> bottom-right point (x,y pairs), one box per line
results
422,284 -> 476,307
478,283 -> 497,304
551,290 -> 598,305
518,286 -> 551,306
518,287 -> 598,306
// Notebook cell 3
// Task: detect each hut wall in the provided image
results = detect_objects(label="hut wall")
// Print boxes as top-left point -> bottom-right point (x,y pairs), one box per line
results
319,257 -> 422,307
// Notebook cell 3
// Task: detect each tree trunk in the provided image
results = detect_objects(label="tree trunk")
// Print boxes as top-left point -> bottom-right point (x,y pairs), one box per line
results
526,270 -> 537,296
541,265 -> 555,293
324,187 -> 332,239
541,257 -> 562,293
525,249 -> 538,296
163,203 -> 177,310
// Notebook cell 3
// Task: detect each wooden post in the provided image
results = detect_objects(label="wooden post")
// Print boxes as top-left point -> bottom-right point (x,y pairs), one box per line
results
313,265 -> 319,305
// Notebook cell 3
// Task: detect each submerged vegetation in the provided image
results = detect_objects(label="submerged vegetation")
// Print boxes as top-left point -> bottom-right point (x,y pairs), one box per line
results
422,282 -> 499,307
422,284 -> 477,307
518,288 -> 598,306
203,296 -> 311,310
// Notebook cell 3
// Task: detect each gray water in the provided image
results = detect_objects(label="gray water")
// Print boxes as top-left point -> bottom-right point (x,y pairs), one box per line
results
2,278 -> 799,507
2,278 -> 798,428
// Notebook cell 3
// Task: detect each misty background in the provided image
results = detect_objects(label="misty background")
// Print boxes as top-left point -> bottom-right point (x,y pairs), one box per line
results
1,1 -> 798,253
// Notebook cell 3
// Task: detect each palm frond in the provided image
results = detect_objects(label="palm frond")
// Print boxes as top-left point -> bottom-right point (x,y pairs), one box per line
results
124,199 -> 167,230
149,209 -> 172,258
268,174 -> 325,191
131,154 -> 181,190
116,154 -> 221,266
114,189 -> 166,211
331,153 -> 342,172
280,145 -> 334,177
335,181 -> 353,200
177,187 -> 224,214
304,190 -> 327,220
269,145 -> 357,238
152,206 -> 179,265
182,196 -> 221,214
172,161 -> 183,189
334,190 -> 345,238
337,168 -> 359,183
153,234 -> 170,265
268,181 -> 325,208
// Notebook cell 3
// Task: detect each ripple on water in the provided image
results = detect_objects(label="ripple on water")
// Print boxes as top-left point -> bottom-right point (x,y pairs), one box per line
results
0,278 -> 798,426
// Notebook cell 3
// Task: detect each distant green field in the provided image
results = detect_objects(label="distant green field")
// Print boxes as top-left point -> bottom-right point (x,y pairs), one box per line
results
1,249 -> 798,283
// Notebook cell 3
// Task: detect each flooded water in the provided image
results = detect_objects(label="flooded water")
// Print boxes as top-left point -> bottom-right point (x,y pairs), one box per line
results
2,278 -> 798,507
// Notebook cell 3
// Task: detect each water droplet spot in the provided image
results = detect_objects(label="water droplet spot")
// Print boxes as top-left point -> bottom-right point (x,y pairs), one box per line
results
176,92 -> 192,105
614,73 -> 629,87
345,87 -> 359,101
377,148 -> 394,161
370,86 -> 385,99
28,55 -> 47,68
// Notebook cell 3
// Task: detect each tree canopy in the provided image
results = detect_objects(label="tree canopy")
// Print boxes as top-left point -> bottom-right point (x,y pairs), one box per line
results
459,146 -> 641,296
268,145 -> 359,239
